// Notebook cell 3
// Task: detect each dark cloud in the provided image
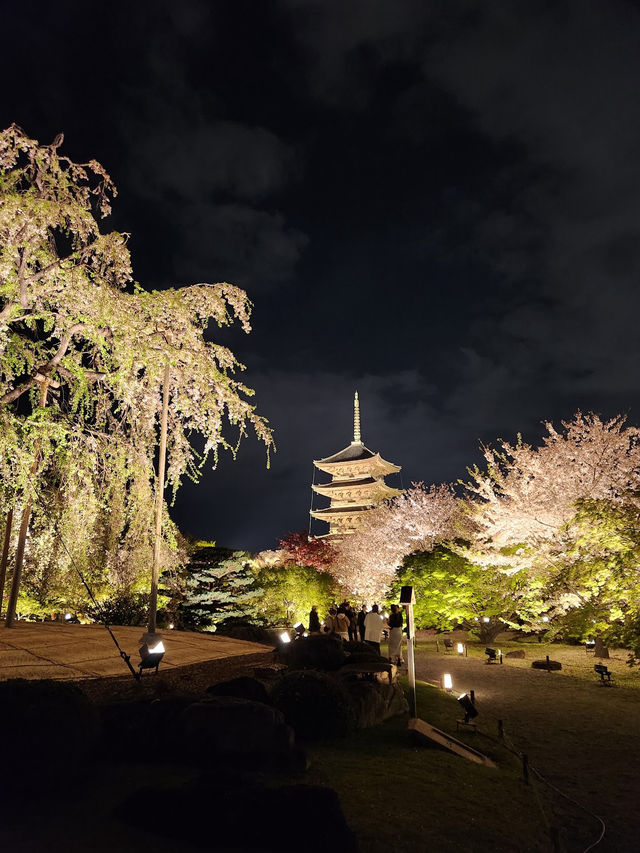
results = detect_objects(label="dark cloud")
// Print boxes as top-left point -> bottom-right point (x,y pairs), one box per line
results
4,0 -> 640,548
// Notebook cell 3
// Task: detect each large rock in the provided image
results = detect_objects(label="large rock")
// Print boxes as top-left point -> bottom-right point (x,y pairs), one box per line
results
118,778 -> 357,852
282,634 -> 347,671
1,679 -> 98,786
271,670 -> 356,740
182,696 -> 296,767
100,696 -> 191,758
343,680 -> 408,728
206,676 -> 271,705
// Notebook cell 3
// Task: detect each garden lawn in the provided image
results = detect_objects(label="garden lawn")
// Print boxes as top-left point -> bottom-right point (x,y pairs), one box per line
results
307,680 -> 552,853
411,635 -> 640,852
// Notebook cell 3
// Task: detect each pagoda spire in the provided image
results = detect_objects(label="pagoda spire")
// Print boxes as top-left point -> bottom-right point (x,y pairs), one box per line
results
353,390 -> 361,444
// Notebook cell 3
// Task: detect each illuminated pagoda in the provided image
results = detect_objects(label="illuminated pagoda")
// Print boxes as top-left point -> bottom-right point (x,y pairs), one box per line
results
310,392 -> 402,538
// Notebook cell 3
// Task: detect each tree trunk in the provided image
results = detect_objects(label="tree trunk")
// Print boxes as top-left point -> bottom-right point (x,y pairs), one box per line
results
148,363 -> 170,635
594,635 -> 609,659
0,508 -> 14,616
5,380 -> 49,627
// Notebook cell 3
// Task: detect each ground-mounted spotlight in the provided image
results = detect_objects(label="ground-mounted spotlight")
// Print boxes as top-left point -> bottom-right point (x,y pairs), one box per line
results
458,692 -> 479,724
457,642 -> 465,656
293,621 -> 305,637
279,631 -> 292,644
482,617 -> 490,623
442,673 -> 453,692
138,633 -> 165,676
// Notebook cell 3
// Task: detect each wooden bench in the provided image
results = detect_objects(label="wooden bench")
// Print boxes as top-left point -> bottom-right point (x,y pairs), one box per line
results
443,639 -> 454,654
594,663 -> 613,685
585,641 -> 596,654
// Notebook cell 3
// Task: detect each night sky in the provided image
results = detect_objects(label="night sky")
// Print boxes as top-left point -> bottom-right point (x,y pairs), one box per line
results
4,1 -> 640,551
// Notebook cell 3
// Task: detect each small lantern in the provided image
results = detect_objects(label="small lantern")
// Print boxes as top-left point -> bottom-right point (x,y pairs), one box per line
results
457,642 -> 465,655
442,673 -> 453,691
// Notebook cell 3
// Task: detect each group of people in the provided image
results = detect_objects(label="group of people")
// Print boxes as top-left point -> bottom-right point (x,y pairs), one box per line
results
307,601 -> 405,666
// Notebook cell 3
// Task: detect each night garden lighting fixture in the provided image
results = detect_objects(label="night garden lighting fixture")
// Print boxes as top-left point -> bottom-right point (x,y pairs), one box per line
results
138,631 -> 165,676
458,693 -> 479,724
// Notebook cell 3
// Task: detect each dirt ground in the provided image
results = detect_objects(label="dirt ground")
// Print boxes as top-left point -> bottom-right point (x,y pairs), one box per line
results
413,638 -> 640,853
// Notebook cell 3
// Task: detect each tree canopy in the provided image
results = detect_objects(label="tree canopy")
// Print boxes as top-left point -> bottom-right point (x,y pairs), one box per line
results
0,125 -> 273,616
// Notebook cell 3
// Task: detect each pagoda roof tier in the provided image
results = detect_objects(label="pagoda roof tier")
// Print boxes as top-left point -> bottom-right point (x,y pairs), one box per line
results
310,505 -> 372,520
313,477 -> 402,501
314,444 -> 401,478
315,441 -> 375,465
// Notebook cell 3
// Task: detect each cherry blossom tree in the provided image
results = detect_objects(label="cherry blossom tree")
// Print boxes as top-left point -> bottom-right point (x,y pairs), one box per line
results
0,125 -> 273,621
332,483 -> 461,601
461,414 -> 640,649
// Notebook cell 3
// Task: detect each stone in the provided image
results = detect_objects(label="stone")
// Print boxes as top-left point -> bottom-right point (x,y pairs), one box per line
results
283,634 -> 347,671
118,779 -> 356,852
271,669 -> 356,740
343,680 -> 408,728
181,696 -> 295,766
1,678 -> 98,786
206,675 -> 271,705
506,649 -> 526,659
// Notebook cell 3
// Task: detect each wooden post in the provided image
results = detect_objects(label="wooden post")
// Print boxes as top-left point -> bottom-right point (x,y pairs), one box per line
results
0,508 -> 13,616
148,363 -> 170,635
6,381 -> 49,627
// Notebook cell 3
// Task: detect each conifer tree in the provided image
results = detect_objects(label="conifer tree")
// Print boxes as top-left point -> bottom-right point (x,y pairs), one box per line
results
180,546 -> 262,631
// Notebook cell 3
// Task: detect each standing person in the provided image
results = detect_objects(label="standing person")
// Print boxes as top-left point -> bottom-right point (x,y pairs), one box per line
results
324,607 -> 339,635
347,604 -> 358,642
308,605 -> 321,634
364,604 -> 384,653
387,603 -> 404,666
336,608 -> 350,641
357,604 -> 367,642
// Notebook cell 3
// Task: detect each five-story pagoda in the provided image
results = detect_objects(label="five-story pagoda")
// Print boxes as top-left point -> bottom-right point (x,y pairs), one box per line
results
310,392 -> 402,538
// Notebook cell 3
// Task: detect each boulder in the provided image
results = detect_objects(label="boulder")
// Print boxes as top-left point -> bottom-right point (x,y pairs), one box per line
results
343,680 -> 408,728
283,634 -> 347,671
181,696 -> 295,766
117,778 -> 356,852
0,679 -> 98,785
271,670 -> 356,740
506,650 -> 526,659
206,676 -> 271,705
100,696 -> 191,758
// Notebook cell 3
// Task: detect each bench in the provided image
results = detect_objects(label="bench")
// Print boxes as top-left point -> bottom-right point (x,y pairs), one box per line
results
443,639 -> 454,654
594,663 -> 613,685
485,647 -> 500,664
585,641 -> 596,654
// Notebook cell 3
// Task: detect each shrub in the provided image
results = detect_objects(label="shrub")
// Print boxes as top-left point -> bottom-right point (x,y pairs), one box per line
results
271,670 -> 355,740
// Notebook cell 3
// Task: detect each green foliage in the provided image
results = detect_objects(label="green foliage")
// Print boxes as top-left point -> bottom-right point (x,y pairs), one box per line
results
390,546 -> 526,640
180,546 -> 263,631
255,561 -> 337,626
0,125 -> 271,617
88,591 -> 151,627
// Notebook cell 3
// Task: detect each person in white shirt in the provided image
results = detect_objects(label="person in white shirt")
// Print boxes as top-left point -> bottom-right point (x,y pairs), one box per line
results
364,604 -> 384,653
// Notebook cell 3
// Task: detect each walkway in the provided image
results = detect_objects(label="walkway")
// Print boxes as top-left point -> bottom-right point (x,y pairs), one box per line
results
0,622 -> 271,680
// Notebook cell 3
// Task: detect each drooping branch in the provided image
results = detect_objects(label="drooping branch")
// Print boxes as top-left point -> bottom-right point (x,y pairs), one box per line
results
0,323 -> 111,404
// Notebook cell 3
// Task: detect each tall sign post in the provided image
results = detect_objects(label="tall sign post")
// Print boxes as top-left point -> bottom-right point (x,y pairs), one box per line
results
400,585 -> 416,717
